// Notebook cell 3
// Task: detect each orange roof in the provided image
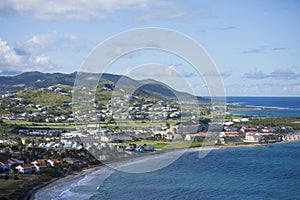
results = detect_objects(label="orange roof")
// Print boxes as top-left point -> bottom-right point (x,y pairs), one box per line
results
223,132 -> 239,137
259,132 -> 273,136
246,132 -> 256,136
36,159 -> 47,164
22,164 -> 34,169
49,159 -> 60,163
192,132 -> 206,137
37,163 -> 47,168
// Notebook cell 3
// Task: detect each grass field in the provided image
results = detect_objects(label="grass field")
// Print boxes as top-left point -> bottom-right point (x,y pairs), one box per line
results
0,174 -> 38,199
122,139 -> 203,150
3,120 -> 77,130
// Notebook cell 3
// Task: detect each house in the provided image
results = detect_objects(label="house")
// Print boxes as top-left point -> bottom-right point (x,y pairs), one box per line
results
244,132 -> 262,143
219,131 -> 239,137
177,120 -> 208,134
241,126 -> 258,133
32,159 -> 47,165
0,161 -> 11,171
125,144 -> 136,151
261,127 -> 274,133
185,132 -> 206,141
47,159 -> 61,167
259,132 -> 273,136
8,158 -> 24,165
166,132 -> 182,140
223,126 -> 233,132
16,164 -> 37,174
35,163 -> 47,171
219,131 -> 242,143
224,121 -> 234,126
27,143 -> 34,147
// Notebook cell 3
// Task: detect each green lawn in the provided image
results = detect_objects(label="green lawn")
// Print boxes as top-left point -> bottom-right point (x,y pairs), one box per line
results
0,174 -> 38,199
122,139 -> 203,150
3,120 -> 77,130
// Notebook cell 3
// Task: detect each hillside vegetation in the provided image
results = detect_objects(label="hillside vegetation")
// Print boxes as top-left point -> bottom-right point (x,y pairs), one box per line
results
15,89 -> 71,106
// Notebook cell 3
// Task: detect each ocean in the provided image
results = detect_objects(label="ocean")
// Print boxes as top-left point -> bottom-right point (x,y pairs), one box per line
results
35,141 -> 300,200
226,96 -> 300,117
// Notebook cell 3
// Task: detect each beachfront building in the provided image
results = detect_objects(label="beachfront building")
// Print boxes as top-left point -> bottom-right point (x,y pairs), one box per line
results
185,132 -> 206,141
244,132 -> 262,143
47,159 -> 61,167
15,164 -> 37,174
219,131 -> 242,143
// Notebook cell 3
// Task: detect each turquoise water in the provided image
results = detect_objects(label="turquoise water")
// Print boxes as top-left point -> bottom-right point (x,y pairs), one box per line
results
35,142 -> 300,200
227,96 -> 300,117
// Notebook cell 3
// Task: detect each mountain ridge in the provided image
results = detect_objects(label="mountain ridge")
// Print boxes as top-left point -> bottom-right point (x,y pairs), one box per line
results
0,71 -> 207,102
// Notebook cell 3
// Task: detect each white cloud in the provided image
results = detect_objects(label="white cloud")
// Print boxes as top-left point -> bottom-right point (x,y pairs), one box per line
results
269,67 -> 300,80
225,81 -> 300,96
241,45 -> 287,54
202,70 -> 231,79
0,0 -> 201,21
242,68 -> 269,79
242,67 -> 300,80
0,0 -> 163,20
62,34 -> 77,42
0,38 -> 56,75
15,32 -> 78,54
125,65 -> 179,78
134,1 -> 188,22
15,33 -> 55,54
0,39 -> 25,66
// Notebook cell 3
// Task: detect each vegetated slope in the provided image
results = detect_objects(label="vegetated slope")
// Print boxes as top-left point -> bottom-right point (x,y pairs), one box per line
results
0,71 -> 208,103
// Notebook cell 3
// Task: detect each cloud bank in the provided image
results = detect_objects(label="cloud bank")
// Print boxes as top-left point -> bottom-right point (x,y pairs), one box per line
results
0,0 -> 192,21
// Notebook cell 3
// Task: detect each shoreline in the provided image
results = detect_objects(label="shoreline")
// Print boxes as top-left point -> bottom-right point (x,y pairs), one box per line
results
29,140 -> 299,200
27,164 -> 104,200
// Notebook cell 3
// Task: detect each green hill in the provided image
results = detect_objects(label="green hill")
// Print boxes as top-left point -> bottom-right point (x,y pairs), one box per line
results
14,89 -> 71,106
0,71 -> 209,104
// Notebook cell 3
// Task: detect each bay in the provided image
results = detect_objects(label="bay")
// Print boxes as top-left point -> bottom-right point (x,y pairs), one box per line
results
35,141 -> 300,200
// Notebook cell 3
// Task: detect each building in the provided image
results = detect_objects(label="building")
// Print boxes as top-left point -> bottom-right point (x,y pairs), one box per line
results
16,164 -> 36,174
244,132 -> 262,143
185,132 -> 206,141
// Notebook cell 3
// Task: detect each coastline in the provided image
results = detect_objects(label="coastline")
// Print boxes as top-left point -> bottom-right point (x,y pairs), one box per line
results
29,141 -> 297,200
28,164 -> 104,200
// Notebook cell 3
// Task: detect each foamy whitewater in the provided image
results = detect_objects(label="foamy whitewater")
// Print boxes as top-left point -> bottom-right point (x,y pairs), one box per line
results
35,142 -> 300,200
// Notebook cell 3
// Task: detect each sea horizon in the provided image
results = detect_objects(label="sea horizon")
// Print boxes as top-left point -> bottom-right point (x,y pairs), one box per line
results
225,96 -> 300,117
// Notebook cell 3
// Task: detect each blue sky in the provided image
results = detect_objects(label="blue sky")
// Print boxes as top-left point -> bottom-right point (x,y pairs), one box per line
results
0,0 -> 299,96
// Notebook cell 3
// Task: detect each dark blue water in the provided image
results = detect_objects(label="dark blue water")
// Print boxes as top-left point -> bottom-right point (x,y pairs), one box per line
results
36,142 -> 300,200
227,96 -> 300,117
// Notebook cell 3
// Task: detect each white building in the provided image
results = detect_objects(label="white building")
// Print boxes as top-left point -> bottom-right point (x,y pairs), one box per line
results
244,132 -> 262,143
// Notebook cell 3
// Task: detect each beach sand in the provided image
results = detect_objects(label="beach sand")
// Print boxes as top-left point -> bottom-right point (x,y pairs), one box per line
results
28,164 -> 104,200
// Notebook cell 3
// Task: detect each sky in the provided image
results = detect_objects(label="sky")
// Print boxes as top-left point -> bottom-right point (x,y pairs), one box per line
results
0,0 -> 300,96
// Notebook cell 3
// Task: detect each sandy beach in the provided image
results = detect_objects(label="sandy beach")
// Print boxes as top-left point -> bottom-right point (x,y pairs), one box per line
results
28,164 -> 104,200
29,147 -> 199,199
